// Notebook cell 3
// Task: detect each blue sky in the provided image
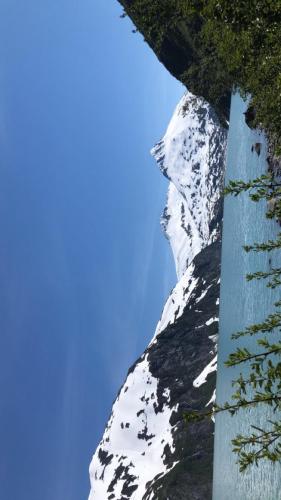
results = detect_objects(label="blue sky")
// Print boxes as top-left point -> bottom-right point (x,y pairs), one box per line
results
0,1 -> 183,499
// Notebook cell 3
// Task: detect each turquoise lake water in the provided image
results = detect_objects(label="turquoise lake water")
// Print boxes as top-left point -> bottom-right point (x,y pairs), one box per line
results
212,93 -> 281,499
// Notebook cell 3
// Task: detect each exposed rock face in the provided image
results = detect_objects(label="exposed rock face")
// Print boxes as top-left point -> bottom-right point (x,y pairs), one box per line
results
267,139 -> 281,176
88,92 -> 226,499
244,105 -> 281,175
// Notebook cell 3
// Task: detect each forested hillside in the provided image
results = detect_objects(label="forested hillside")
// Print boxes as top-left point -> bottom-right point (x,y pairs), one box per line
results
118,0 -> 281,152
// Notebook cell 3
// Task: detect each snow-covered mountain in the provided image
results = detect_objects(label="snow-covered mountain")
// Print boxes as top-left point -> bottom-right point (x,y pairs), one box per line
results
152,92 -> 226,280
88,92 -> 227,500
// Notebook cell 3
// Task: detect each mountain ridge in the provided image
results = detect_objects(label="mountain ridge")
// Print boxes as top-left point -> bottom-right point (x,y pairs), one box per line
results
88,91 -> 226,499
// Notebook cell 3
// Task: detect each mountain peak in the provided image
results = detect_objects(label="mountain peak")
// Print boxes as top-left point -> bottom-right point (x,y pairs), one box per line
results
152,91 -> 226,278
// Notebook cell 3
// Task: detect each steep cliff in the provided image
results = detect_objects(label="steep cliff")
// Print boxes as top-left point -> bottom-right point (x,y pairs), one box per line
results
88,92 -> 226,499
117,0 -> 231,123
117,1 -> 281,157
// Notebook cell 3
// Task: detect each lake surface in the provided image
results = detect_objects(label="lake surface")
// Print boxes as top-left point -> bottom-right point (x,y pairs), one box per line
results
213,93 -> 281,499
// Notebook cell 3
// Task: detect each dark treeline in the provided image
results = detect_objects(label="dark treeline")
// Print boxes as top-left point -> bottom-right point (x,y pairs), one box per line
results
119,0 -> 281,151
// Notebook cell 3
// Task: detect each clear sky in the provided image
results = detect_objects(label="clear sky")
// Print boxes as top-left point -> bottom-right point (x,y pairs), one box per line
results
0,1 -> 183,499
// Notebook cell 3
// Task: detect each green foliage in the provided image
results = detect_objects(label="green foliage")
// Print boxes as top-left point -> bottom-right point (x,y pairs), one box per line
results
121,0 -> 281,149
193,0 -> 281,146
125,0 -> 185,50
185,174 -> 281,472
120,0 -> 231,120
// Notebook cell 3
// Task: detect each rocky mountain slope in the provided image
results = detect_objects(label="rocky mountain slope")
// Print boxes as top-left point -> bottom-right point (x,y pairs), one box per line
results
88,92 -> 226,500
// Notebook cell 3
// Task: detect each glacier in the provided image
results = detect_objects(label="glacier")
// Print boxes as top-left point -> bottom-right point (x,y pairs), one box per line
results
88,91 -> 226,500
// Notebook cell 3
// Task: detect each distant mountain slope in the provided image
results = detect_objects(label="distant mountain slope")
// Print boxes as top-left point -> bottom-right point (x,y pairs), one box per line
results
88,92 -> 226,499
152,92 -> 225,279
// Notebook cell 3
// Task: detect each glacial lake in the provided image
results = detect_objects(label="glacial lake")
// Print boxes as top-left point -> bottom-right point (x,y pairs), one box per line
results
213,93 -> 281,499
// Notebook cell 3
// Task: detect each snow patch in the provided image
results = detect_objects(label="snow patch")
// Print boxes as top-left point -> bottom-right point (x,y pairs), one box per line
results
88,355 -> 178,500
205,317 -> 218,326
193,356 -> 217,388
151,262 -> 197,343
206,389 -> 216,407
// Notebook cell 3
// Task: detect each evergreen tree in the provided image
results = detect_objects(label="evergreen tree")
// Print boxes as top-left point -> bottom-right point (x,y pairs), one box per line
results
186,174 -> 281,472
